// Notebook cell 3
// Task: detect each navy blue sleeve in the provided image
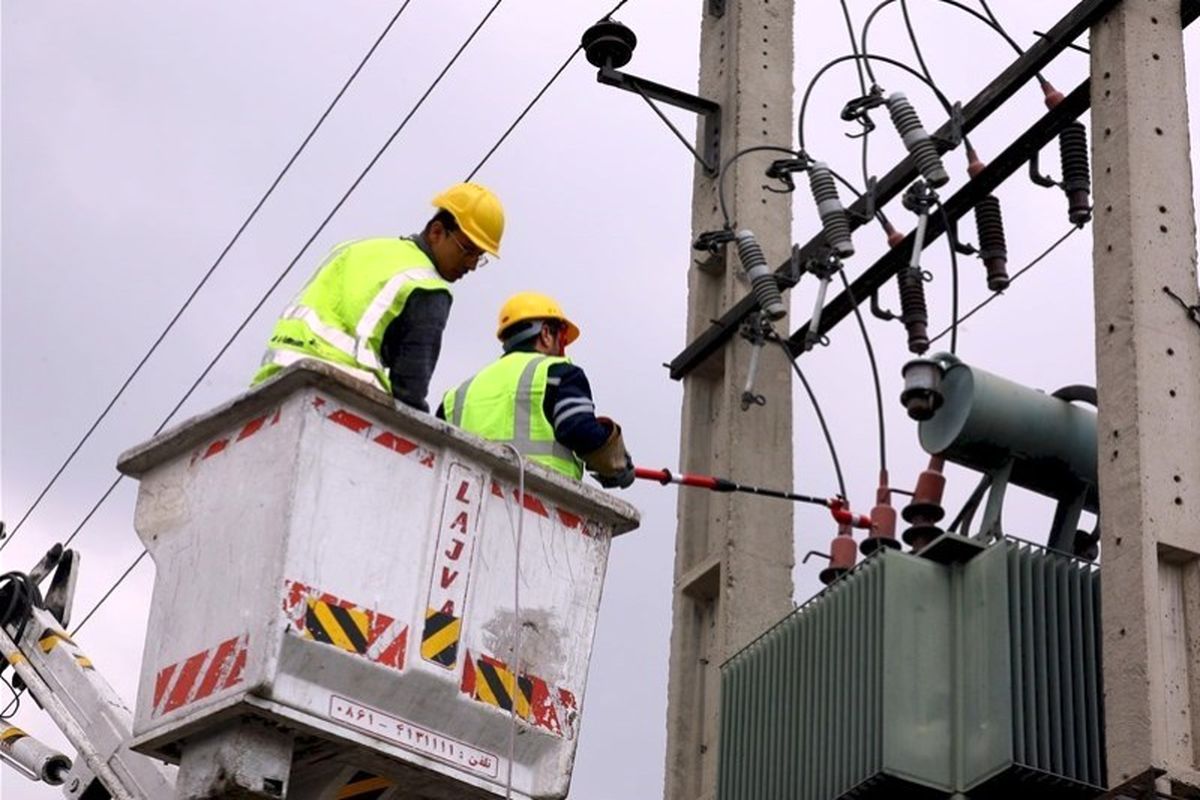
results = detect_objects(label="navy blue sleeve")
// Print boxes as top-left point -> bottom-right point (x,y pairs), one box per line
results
544,362 -> 611,455
380,289 -> 452,412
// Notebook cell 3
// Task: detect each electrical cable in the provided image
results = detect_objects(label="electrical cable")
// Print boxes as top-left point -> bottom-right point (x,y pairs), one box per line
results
0,678 -> 20,720
70,550 -> 148,637
978,0 -> 1034,57
837,0 -> 877,193
466,0 -> 636,181
928,223 -> 1081,345
770,337 -> 849,501
836,271 -> 888,474
899,0 -> 938,93
717,145 -> 802,229
936,203 -> 961,354
46,0 -> 643,638
0,0 -> 417,555
0,572 -> 42,647
861,0 -> 1039,84
43,0 -> 509,559
496,443 -> 526,800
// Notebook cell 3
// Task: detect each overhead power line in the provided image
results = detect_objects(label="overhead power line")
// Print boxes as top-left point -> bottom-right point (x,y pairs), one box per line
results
0,0 -> 416,554
929,224 -> 1081,345
33,0 -> 506,561
60,0 -> 634,630
466,0 -> 635,180
50,0 -> 510,629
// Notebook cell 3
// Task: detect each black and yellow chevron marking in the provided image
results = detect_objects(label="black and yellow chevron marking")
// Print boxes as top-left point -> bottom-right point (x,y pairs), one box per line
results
420,609 -> 460,668
473,658 -> 532,719
337,770 -> 392,799
75,654 -> 95,671
303,598 -> 370,655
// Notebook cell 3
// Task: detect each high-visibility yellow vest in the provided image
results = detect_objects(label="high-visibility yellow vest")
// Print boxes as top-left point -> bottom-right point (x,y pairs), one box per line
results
252,238 -> 451,393
442,352 -> 584,480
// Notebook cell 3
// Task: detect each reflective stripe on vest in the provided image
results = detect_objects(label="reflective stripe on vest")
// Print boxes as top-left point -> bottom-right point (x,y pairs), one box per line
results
445,354 -> 582,478
252,239 -> 450,393
258,347 -> 379,387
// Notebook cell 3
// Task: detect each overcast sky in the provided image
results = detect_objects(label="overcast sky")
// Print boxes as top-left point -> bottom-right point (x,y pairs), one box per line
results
4,2 -> 1199,798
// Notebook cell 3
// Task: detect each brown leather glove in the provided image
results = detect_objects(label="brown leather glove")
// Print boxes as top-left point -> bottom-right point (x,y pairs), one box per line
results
582,417 -> 635,489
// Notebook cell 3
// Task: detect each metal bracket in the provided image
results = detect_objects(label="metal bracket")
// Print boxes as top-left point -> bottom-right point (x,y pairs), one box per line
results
596,65 -> 721,175
840,86 -> 885,140
1029,149 -> 1061,188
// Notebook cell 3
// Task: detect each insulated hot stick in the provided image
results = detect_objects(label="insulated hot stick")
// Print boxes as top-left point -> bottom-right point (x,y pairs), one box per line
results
634,467 -> 872,529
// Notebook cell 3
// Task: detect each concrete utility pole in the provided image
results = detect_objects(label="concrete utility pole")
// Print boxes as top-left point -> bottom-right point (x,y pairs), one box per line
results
662,2 -> 795,798
1091,0 -> 1200,793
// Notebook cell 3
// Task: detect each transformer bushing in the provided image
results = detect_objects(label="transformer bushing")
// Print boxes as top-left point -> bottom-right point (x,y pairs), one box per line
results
820,523 -> 858,585
902,457 -> 947,552
861,471 -> 900,556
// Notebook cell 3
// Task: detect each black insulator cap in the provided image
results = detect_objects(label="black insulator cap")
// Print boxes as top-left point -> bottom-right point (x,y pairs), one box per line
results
582,20 -> 638,69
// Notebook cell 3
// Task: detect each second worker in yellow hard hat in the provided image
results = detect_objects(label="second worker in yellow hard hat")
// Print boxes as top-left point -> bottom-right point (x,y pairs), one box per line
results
251,182 -> 505,412
437,292 -> 635,489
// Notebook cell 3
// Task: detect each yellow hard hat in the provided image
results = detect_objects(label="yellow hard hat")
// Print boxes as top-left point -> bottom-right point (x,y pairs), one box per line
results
496,292 -> 580,345
431,182 -> 505,257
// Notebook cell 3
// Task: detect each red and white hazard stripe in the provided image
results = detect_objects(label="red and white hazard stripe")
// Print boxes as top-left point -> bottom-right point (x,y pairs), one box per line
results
152,634 -> 248,718
312,396 -> 437,469
489,480 -> 602,539
190,408 -> 282,466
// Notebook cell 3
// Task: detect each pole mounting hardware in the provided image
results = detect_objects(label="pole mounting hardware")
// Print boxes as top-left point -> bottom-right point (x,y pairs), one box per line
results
582,19 -> 722,175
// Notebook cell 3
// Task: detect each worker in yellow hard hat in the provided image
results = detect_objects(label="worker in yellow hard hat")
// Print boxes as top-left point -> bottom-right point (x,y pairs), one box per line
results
438,292 -> 635,488
251,182 -> 505,411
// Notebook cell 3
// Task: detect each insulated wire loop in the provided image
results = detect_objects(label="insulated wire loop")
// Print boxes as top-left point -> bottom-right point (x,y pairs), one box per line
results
837,272 -> 888,474
496,443 -> 526,800
798,53 -> 959,154
936,203 -> 961,354
0,0 -> 418,554
716,145 -> 802,229
770,337 -> 848,501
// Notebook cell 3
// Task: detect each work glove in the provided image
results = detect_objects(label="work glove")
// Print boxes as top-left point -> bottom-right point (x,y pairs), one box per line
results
583,417 -> 636,490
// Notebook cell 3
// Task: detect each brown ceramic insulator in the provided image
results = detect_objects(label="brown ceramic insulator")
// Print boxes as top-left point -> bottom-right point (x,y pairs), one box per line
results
884,224 -> 906,249
1041,79 -> 1065,109
820,524 -> 858,585
862,472 -> 900,555
966,148 -> 987,179
901,456 -> 947,525
902,456 -> 948,551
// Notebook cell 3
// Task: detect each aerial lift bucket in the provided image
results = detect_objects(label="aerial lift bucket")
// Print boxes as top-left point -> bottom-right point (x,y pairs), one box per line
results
116,360 -> 640,799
